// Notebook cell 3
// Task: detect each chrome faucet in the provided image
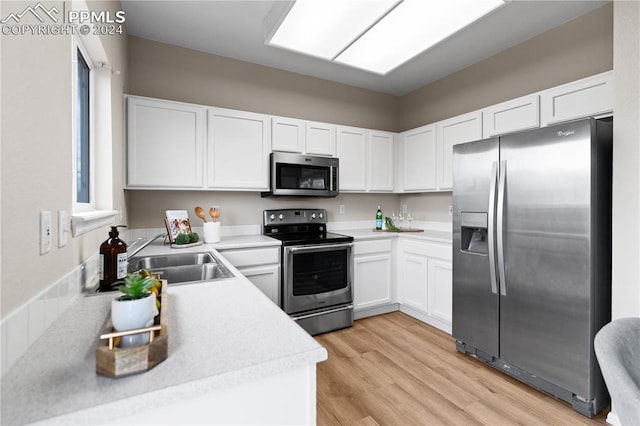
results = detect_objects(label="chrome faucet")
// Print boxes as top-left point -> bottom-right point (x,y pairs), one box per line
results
127,232 -> 166,259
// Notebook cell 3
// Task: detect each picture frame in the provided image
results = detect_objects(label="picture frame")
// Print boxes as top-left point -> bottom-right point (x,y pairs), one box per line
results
164,210 -> 192,244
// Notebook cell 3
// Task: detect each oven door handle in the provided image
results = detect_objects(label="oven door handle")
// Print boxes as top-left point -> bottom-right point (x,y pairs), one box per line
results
292,304 -> 354,321
287,242 -> 354,253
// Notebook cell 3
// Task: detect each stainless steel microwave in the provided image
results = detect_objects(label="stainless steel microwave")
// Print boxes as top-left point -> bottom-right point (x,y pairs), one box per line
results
262,152 -> 339,197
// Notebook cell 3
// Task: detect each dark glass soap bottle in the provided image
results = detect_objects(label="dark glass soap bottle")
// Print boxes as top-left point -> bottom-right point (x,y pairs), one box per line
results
99,225 -> 127,292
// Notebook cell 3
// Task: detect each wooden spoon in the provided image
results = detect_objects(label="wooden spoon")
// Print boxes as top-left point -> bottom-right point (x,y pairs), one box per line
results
209,207 -> 220,222
194,206 -> 207,223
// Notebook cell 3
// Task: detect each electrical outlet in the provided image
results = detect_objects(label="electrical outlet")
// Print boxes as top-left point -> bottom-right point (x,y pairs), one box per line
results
58,210 -> 69,247
40,211 -> 52,254
339,204 -> 345,214
449,205 -> 453,216
402,204 -> 408,213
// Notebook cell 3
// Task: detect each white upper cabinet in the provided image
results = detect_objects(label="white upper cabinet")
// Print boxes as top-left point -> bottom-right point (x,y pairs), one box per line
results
207,108 -> 271,190
436,111 -> 482,190
271,117 -> 336,156
401,124 -> 437,192
127,96 -> 204,188
271,116 -> 305,153
482,94 -> 540,138
540,71 -> 613,126
337,126 -> 395,192
368,130 -> 394,192
305,121 -> 336,156
336,125 -> 368,191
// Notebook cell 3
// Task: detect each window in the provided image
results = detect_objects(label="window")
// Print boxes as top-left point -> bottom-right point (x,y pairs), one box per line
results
76,48 -> 91,204
70,34 -> 117,236
72,38 -> 94,212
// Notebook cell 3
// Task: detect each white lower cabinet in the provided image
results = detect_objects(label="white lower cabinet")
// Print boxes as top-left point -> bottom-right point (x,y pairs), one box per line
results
218,247 -> 281,305
353,239 -> 395,318
397,238 -> 452,333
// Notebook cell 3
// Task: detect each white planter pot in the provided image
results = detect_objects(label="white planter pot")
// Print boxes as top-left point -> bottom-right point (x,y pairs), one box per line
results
111,293 -> 158,347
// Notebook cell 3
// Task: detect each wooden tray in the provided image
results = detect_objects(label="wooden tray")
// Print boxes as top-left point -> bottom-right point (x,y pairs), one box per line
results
96,280 -> 168,378
372,228 -> 424,233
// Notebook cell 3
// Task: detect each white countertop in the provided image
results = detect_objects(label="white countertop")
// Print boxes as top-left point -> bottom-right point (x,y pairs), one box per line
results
337,228 -> 452,244
0,247 -> 326,425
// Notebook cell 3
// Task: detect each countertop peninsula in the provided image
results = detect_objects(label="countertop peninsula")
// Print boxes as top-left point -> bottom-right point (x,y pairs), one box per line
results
1,244 -> 327,425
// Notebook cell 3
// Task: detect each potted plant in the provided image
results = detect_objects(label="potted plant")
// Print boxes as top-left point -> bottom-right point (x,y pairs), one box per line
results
111,271 -> 159,347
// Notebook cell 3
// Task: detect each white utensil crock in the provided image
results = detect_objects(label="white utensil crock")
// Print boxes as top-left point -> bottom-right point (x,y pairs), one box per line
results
204,222 -> 221,243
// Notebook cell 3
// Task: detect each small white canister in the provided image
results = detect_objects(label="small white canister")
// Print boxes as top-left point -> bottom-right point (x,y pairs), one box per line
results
203,222 -> 221,243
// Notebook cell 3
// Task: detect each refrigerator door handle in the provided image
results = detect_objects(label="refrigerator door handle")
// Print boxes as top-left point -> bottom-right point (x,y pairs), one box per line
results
488,161 -> 498,294
497,160 -> 507,295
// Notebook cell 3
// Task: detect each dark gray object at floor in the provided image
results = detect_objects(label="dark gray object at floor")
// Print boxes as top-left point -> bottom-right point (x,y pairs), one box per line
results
594,317 -> 640,426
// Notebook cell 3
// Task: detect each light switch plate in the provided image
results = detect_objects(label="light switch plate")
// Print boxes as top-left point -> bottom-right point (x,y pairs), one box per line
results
58,210 -> 68,247
40,211 -> 52,254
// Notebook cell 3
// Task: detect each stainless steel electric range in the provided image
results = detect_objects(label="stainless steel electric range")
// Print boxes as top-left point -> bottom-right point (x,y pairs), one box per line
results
263,209 -> 354,335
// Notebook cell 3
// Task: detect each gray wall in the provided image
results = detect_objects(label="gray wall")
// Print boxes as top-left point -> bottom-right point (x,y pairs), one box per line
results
399,3 -> 613,130
1,0 -> 128,316
125,3 -> 613,230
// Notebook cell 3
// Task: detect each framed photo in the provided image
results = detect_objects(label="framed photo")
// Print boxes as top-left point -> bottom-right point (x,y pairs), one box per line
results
164,210 -> 191,243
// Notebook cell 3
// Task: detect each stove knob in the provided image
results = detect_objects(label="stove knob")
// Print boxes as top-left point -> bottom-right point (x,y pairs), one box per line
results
278,214 -> 284,220
319,212 -> 324,219
311,213 -> 316,219
269,214 -> 275,221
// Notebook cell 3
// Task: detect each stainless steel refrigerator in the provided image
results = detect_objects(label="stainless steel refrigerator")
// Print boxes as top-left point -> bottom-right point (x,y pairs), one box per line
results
452,117 -> 612,417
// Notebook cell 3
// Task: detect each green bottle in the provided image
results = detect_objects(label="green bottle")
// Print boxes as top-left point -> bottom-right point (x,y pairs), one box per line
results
376,206 -> 383,230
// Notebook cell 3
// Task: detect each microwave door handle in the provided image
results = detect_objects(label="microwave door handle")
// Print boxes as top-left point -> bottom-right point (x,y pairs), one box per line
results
330,166 -> 334,191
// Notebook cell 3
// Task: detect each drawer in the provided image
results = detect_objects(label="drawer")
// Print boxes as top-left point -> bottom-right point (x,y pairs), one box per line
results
354,239 -> 392,256
219,247 -> 280,268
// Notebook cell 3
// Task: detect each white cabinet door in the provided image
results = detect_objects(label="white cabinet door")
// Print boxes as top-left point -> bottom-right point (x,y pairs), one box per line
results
238,264 -> 281,306
271,116 -> 304,153
127,96 -> 204,188
368,131 -> 394,192
207,108 -> 271,190
540,71 -> 613,126
354,252 -> 392,310
436,111 -> 482,190
401,124 -> 437,191
427,258 -> 452,324
336,125 -> 368,191
397,239 -> 452,333
482,94 -> 540,138
305,121 -> 336,156
398,250 -> 429,312
218,246 -> 280,305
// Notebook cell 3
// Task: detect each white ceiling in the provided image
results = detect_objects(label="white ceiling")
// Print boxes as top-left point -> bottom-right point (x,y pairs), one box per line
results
121,0 -> 609,96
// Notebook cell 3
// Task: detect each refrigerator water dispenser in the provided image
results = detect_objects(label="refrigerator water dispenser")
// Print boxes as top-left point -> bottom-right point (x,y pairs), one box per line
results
460,212 -> 488,255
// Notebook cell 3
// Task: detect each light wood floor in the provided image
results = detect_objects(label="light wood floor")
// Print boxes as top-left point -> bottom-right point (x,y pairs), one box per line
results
315,312 -> 609,425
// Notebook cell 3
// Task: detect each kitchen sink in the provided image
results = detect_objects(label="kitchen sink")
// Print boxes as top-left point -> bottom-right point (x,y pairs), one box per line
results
129,252 -> 216,269
127,252 -> 234,285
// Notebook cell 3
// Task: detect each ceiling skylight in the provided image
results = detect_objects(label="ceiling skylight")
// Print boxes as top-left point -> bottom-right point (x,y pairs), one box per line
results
267,0 -> 506,75
267,0 -> 401,60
